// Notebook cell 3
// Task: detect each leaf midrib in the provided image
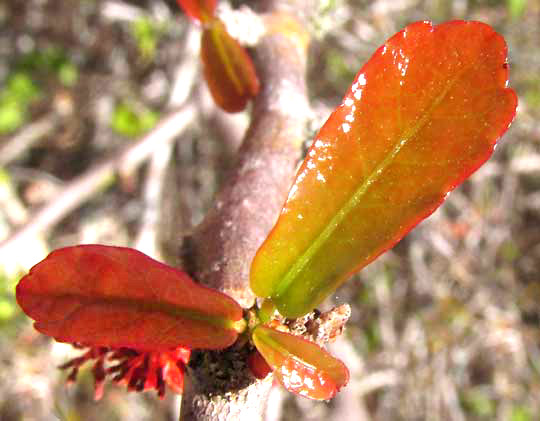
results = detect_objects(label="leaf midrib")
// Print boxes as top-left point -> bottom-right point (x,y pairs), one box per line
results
32,292 -> 237,330
209,23 -> 244,96
274,67 -> 468,299
254,328 -> 317,369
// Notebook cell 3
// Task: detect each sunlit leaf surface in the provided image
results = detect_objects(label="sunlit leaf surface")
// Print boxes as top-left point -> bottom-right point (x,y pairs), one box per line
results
17,245 -> 243,350
252,325 -> 349,400
251,20 -> 517,318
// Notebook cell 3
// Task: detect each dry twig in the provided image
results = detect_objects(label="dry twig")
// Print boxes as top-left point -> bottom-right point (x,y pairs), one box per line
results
0,105 -> 196,259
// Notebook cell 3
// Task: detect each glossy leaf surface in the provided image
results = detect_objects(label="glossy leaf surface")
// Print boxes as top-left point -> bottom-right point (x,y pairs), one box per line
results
176,0 -> 216,23
201,19 -> 260,112
252,325 -> 349,400
17,245 -> 243,350
251,20 -> 517,318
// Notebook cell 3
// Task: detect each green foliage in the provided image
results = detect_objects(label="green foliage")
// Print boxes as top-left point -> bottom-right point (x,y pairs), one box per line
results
524,77 -> 540,112
500,239 -> 520,262
310,0 -> 342,39
507,0 -> 527,19
362,323 -> 381,353
0,46 -> 78,134
0,72 -> 41,134
18,46 -> 78,86
511,406 -> 532,421
0,269 -> 21,327
111,102 -> 159,138
57,62 -> 79,87
325,48 -> 357,93
130,17 -> 164,61
461,389 -> 496,417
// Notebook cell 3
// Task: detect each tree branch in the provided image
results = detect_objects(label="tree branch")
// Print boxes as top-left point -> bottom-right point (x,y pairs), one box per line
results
0,105 -> 195,259
184,9 -> 310,309
180,3 -> 311,420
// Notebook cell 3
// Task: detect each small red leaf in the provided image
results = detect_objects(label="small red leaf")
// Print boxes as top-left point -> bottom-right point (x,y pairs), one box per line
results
16,245 -> 243,350
251,20 -> 517,318
201,19 -> 260,112
252,325 -> 349,400
247,349 -> 272,379
176,0 -> 216,23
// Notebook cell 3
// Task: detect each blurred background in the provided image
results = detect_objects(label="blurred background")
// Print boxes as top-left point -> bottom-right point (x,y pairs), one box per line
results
0,0 -> 539,420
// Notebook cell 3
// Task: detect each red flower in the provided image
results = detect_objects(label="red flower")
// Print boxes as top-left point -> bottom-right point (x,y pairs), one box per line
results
16,245 -> 243,400
60,344 -> 191,400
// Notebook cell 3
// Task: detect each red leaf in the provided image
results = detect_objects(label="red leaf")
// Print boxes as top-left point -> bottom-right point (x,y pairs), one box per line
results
201,19 -> 260,112
16,245 -> 244,350
176,0 -> 216,23
247,349 -> 272,379
252,325 -> 349,400
251,20 -> 517,318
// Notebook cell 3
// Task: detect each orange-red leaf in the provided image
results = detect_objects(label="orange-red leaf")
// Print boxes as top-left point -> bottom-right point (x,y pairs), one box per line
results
252,325 -> 349,400
251,20 -> 517,318
176,0 -> 216,23
16,245 -> 243,351
247,349 -> 272,379
201,19 -> 260,112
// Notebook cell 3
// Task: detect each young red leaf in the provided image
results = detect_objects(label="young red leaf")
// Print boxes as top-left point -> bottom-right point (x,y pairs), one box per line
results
251,20 -> 517,318
16,245 -> 244,350
252,325 -> 349,400
176,0 -> 216,23
201,19 -> 260,112
247,349 -> 272,379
